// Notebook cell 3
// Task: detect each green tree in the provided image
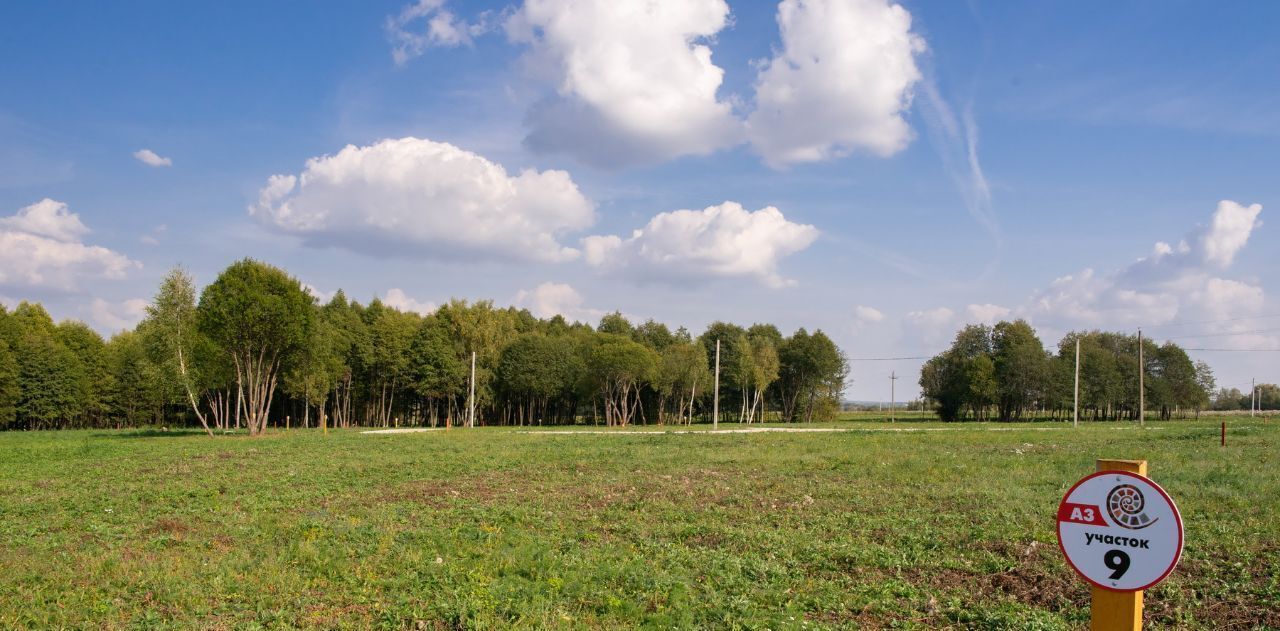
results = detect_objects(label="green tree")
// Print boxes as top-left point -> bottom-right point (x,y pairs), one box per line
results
587,334 -> 658,427
283,313 -> 346,430
497,333 -> 581,425
0,339 -> 18,428
408,313 -> 467,426
656,342 -> 710,425
963,354 -> 997,420
745,328 -> 781,423
432,299 -> 520,425
1151,343 -> 1203,419
777,329 -> 847,423
634,319 -> 675,350
0,304 -> 18,350
363,301 -> 421,426
1257,384 -> 1279,410
196,259 -> 314,435
105,331 -> 165,425
919,325 -> 991,422
700,322 -> 753,421
55,321 -> 110,427
146,267 -> 217,435
320,291 -> 366,428
991,320 -> 1049,421
15,330 -> 85,428
597,311 -> 634,337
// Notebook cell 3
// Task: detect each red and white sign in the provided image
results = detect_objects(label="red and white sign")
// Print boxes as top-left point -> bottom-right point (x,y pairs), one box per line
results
1056,470 -> 1183,592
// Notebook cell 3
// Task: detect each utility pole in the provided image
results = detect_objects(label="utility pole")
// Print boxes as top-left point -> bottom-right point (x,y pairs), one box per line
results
1074,337 -> 1081,429
890,371 -> 898,423
713,339 -> 720,430
1252,378 -> 1257,418
1138,329 -> 1144,426
467,351 -> 476,428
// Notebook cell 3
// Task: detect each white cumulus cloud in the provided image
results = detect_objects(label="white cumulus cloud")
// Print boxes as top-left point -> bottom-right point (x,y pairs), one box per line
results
250,137 -> 595,263
582,201 -> 818,288
133,148 -> 172,167
903,307 -> 957,346
1201,200 -> 1262,267
1022,200 -> 1267,348
514,281 -> 604,323
966,303 -> 1011,325
506,0 -> 742,167
394,0 -> 931,170
301,283 -> 333,303
89,298 -> 149,332
854,305 -> 885,324
747,0 -> 926,166
0,198 -> 89,242
0,199 -> 139,291
905,307 -> 955,329
383,288 -> 437,315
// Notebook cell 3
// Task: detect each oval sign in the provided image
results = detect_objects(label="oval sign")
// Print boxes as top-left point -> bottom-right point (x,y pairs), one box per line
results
1056,470 -> 1183,592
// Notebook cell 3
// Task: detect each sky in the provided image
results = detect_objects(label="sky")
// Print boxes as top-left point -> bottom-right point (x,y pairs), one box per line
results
1,0 -> 1277,402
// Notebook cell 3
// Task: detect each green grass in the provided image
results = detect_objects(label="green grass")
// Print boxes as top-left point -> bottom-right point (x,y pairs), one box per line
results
0,419 -> 1276,629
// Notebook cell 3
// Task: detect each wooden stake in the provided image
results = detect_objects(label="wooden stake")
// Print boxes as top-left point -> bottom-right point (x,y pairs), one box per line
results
1221,422 -> 1226,447
1092,458 -> 1147,631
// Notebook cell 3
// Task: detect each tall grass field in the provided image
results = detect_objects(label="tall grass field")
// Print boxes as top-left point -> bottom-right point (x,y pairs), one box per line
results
1,418 -> 1275,629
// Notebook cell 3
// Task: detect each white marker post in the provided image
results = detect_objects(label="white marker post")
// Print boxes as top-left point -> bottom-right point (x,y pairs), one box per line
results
1074,337 -> 1081,428
889,371 -> 897,423
713,339 -> 720,430
467,351 -> 476,428
1057,460 -> 1183,630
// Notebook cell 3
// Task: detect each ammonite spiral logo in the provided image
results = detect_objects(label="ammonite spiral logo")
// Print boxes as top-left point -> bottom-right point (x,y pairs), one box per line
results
1107,484 -> 1157,529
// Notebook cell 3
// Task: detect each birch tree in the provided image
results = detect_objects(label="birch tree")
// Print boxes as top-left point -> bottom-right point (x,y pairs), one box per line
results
587,335 -> 658,427
196,259 -> 313,436
145,268 -> 217,436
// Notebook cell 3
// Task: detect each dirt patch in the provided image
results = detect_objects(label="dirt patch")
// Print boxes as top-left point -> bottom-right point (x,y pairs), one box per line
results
972,540 -> 1084,612
864,540 -> 1086,624
807,610 -> 891,629
1145,544 -> 1280,629
887,540 -> 1280,629
147,517 -> 191,537
301,603 -> 374,628
381,473 -> 528,508
1169,595 -> 1280,630
684,531 -> 726,549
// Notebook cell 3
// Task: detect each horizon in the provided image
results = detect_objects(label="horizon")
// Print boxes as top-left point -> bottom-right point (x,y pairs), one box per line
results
2,0 -> 1276,401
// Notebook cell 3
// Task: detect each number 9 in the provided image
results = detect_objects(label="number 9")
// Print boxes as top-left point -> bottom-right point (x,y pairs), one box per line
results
1104,549 -> 1130,580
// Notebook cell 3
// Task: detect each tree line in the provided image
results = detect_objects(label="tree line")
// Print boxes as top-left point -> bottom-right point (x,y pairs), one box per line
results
919,320 -> 1219,422
1211,384 -> 1278,412
0,259 -> 849,432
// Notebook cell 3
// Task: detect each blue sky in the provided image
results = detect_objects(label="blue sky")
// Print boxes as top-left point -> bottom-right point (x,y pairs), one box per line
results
1,0 -> 1276,401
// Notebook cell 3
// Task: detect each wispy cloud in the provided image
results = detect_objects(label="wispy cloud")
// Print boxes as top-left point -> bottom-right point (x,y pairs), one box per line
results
385,0 -> 505,65
918,79 -> 999,244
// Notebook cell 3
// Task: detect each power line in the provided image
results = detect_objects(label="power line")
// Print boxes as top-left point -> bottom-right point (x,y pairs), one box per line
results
847,356 -> 932,361
1142,312 -> 1280,331
1163,327 -> 1280,341
1182,344 -> 1280,351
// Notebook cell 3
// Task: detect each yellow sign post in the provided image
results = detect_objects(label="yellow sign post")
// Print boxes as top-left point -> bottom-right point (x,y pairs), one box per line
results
1090,459 -> 1146,631
1058,457 -> 1182,631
